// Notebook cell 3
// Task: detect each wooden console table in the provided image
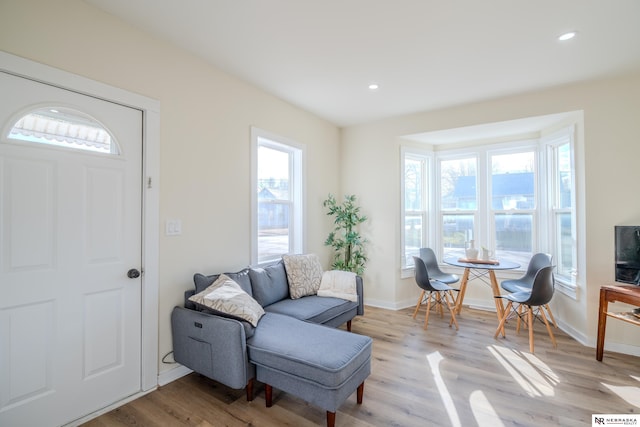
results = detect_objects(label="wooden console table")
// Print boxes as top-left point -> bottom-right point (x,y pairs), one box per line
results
596,284 -> 640,361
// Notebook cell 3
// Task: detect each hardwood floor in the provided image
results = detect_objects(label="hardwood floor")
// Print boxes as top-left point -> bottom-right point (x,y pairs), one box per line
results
84,306 -> 640,427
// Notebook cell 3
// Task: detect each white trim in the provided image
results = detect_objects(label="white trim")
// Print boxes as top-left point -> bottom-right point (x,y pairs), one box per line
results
400,145 -> 432,271
64,388 -> 157,427
250,126 -> 305,266
542,125 -> 579,298
157,364 -> 192,387
0,50 -> 160,398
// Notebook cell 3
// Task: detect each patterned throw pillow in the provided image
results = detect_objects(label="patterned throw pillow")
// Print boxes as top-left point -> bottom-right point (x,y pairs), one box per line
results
188,274 -> 265,327
282,254 -> 324,299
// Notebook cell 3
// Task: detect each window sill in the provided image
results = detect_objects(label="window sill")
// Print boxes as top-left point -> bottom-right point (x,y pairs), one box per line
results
555,277 -> 578,300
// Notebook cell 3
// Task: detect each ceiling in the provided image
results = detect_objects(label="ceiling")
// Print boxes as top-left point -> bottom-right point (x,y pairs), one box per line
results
85,0 -> 640,127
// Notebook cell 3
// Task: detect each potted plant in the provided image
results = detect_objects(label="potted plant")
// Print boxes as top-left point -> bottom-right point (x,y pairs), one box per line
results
323,194 -> 368,275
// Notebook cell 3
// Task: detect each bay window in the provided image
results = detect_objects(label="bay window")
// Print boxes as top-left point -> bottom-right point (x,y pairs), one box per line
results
401,125 -> 577,295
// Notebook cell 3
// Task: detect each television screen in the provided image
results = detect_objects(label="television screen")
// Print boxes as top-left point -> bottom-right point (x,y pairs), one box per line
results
615,226 -> 640,285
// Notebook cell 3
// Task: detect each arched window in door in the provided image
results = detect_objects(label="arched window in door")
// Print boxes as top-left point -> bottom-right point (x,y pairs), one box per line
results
5,106 -> 120,154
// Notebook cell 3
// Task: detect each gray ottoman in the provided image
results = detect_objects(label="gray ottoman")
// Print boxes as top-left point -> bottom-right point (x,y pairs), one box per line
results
247,313 -> 372,427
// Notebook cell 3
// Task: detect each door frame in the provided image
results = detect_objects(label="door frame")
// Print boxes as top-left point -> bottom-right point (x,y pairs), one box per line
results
0,51 -> 160,395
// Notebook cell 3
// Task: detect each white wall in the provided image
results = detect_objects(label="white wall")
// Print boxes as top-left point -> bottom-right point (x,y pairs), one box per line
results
0,0 -> 341,376
342,72 -> 640,354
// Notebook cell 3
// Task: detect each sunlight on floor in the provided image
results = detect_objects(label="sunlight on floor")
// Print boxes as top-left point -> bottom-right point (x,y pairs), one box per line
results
427,351 -> 506,427
601,375 -> 640,408
470,390 -> 505,427
427,351 -> 461,427
487,345 -> 559,397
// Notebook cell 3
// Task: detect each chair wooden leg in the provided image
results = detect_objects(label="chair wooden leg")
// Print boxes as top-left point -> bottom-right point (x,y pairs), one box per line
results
539,306 -> 558,348
412,290 -> 425,319
445,291 -> 459,330
516,304 -> 523,333
424,292 -> 433,329
544,304 -> 558,328
326,411 -> 336,427
494,301 -> 512,338
528,306 -> 535,353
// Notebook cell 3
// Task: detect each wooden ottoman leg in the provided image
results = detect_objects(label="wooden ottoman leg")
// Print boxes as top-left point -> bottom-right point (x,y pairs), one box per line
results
327,411 -> 336,427
265,384 -> 273,407
357,382 -> 365,404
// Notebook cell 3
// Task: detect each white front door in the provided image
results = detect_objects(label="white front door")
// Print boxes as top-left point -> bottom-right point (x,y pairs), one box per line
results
0,71 -> 143,426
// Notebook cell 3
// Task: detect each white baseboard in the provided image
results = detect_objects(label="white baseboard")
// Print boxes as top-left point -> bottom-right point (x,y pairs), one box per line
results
158,364 -> 192,387
65,388 -> 156,426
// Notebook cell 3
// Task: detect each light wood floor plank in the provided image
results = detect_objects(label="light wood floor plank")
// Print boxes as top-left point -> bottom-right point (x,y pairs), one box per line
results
83,306 -> 640,427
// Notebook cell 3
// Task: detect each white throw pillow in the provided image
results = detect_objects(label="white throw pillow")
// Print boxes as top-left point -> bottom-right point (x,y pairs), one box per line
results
189,274 -> 265,327
282,254 -> 324,299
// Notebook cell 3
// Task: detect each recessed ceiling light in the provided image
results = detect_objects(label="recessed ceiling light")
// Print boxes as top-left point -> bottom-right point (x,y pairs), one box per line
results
368,83 -> 379,90
558,31 -> 577,41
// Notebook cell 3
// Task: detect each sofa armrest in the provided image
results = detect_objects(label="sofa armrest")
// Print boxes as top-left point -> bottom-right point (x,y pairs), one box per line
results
171,306 -> 254,390
356,275 -> 364,315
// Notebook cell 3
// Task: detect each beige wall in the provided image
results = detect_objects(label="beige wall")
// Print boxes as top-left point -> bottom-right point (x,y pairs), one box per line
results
342,72 -> 640,354
2,0 -> 640,369
0,0 -> 341,375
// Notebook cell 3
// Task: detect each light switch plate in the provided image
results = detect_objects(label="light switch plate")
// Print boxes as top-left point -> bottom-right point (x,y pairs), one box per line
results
165,219 -> 182,236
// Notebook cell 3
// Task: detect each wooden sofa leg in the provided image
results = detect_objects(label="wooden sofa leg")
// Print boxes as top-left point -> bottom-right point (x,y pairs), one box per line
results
265,384 -> 273,407
357,381 -> 365,404
326,411 -> 336,427
246,378 -> 254,401
347,320 -> 352,332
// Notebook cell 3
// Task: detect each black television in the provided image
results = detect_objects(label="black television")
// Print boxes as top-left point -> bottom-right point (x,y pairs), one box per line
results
615,225 -> 640,285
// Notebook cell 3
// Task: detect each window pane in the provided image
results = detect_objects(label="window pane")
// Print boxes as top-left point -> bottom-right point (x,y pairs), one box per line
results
491,152 -> 535,210
558,143 -> 572,209
494,213 -> 533,266
404,158 -> 423,210
258,145 -> 290,200
257,201 -> 290,263
404,214 -> 423,266
441,158 -> 476,210
556,212 -> 574,278
442,214 -> 474,259
256,138 -> 297,264
7,107 -> 118,154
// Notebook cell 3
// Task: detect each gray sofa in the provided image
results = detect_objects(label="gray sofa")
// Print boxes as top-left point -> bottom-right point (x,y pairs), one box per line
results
171,259 -> 364,399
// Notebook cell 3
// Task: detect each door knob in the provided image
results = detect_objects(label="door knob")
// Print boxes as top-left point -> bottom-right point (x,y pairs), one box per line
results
127,268 -> 141,279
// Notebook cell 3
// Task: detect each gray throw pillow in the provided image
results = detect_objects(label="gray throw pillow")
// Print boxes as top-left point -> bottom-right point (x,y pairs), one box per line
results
249,260 -> 289,307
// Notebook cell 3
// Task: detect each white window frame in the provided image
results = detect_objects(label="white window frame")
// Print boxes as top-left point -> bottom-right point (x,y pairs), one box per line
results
486,144 -> 539,264
400,146 -> 432,275
542,126 -> 577,295
251,127 -> 304,266
437,152 -> 480,261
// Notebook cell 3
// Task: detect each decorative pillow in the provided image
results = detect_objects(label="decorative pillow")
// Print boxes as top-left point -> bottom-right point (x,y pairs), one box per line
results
188,274 -> 265,327
249,260 -> 289,307
282,254 -> 324,299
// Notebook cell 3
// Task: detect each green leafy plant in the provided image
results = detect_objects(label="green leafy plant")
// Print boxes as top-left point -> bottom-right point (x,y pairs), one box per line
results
323,194 -> 368,275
